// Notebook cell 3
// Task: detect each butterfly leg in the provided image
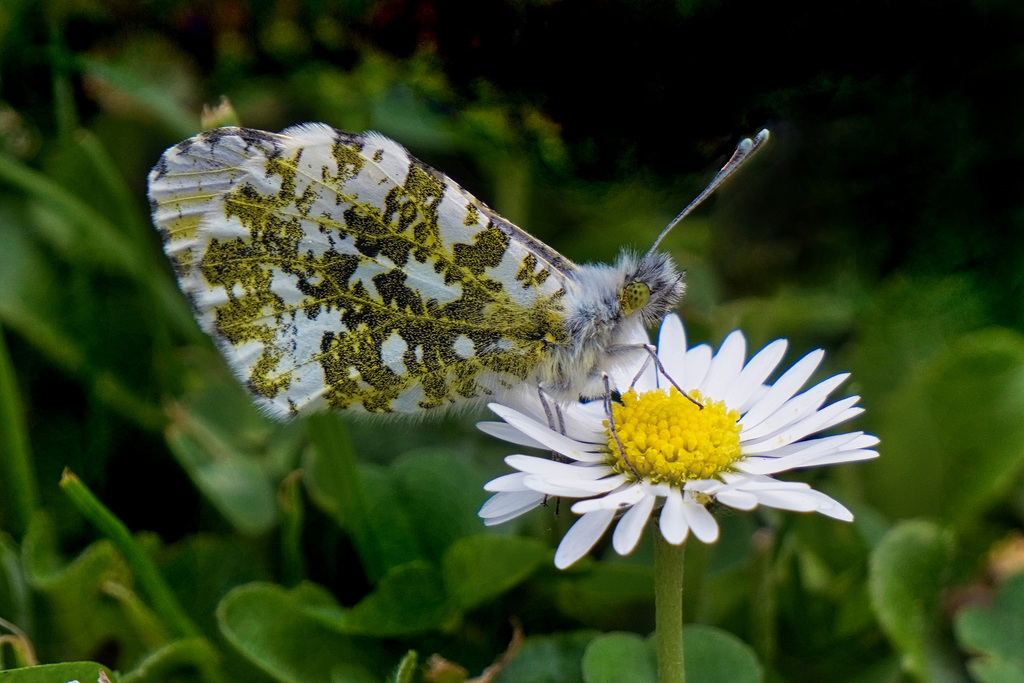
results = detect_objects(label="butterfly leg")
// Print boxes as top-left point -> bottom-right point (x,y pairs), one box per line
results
626,346 -> 655,390
603,373 -> 641,480
611,342 -> 702,409
537,385 -> 568,515
537,386 -> 570,462
638,344 -> 703,409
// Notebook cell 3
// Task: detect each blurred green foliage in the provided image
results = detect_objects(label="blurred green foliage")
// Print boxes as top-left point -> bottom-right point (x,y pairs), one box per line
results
1,0 -> 1024,681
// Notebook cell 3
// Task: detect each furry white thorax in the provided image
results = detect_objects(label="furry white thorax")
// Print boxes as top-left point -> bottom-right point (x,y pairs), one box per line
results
533,250 -> 685,402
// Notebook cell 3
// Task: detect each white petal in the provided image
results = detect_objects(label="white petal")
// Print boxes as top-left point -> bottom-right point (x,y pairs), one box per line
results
657,314 -> 687,389
479,491 -> 545,524
555,509 -> 616,569
558,402 -> 609,444
477,421 -> 548,450
737,432 -> 868,474
683,345 -> 712,392
571,483 -> 646,513
699,331 -> 746,399
743,430 -> 864,461
658,313 -> 686,348
484,472 -> 530,492
809,402 -> 865,433
505,454 -> 612,475
489,404 -> 604,461
646,482 -> 676,498
659,488 -> 690,544
612,491 -> 656,555
739,373 -> 848,441
736,384 -> 769,415
800,448 -> 879,467
714,488 -> 759,510
722,339 -> 788,410
739,349 -> 824,432
682,497 -> 719,543
527,473 -> 627,497
841,433 -> 879,449
722,475 -> 810,490
741,397 -> 862,455
748,487 -> 823,512
811,491 -> 854,521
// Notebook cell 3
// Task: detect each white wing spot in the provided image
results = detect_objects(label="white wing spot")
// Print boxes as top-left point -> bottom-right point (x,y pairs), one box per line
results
401,258 -> 463,305
453,334 -> 475,359
381,331 -> 408,374
352,258 -> 392,295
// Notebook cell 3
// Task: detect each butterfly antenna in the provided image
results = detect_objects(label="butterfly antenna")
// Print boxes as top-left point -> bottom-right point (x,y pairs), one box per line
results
646,129 -> 770,257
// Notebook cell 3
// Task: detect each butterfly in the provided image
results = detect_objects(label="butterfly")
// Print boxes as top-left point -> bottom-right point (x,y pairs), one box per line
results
148,123 -> 767,417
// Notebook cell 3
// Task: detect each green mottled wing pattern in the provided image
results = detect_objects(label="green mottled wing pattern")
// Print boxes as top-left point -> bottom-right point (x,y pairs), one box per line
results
149,124 -> 577,416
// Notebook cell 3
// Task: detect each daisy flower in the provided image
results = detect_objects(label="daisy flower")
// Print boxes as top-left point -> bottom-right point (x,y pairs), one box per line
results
478,314 -> 879,569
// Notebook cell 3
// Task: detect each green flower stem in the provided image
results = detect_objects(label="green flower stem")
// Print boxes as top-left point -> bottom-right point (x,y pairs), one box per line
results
655,533 -> 686,683
59,469 -> 201,639
0,326 -> 39,537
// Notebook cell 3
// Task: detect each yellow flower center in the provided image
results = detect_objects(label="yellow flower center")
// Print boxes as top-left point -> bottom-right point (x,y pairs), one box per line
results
606,388 -> 743,485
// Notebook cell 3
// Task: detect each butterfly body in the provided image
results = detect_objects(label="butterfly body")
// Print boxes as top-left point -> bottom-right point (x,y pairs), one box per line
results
149,123 -> 684,417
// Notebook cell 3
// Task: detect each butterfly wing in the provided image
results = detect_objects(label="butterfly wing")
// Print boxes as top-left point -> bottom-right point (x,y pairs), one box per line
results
149,123 -> 577,416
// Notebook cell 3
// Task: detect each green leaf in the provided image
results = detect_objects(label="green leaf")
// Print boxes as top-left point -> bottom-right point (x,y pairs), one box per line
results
156,534 -> 271,642
305,413 -> 400,581
165,427 -> 280,535
0,147 -> 192,338
305,535 -> 545,639
163,366 -> 307,535
556,564 -> 654,629
494,630 -> 597,683
0,534 -> 31,651
868,520 -> 965,682
0,210 -> 87,374
0,324 -> 37,537
965,659 -> 1024,683
867,328 -> 1024,526
119,638 -> 219,683
581,632 -> 655,683
0,662 -> 117,682
0,201 -> 168,430
580,591 -> 759,680
442,535 -> 548,610
59,470 -> 201,640
357,464 -> 426,576
22,515 -> 152,663
390,650 -> 418,683
217,582 -> 383,683
306,445 -> 490,581
310,561 -> 454,636
389,450 -> 489,563
76,56 -> 199,139
955,572 -> 1024,682
681,625 -> 762,683
279,469 -> 307,585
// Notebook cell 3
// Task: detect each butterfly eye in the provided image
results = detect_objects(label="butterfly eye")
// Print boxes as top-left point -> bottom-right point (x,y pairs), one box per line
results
620,281 -> 651,315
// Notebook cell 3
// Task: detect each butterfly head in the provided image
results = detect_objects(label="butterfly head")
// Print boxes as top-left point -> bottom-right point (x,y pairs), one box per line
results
619,251 -> 686,327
